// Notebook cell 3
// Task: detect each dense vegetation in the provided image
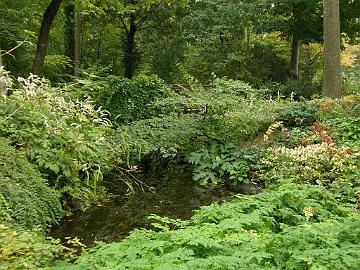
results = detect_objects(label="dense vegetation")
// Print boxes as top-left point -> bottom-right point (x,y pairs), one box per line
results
0,0 -> 360,269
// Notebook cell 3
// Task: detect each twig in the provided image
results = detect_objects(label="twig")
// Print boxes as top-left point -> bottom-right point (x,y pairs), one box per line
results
117,167 -> 155,193
0,100 -> 29,124
0,39 -> 28,57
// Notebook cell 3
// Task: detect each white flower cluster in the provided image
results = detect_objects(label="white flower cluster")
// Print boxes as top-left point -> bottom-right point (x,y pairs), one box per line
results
267,143 -> 359,177
270,143 -> 357,163
17,74 -> 46,98
0,66 -> 13,93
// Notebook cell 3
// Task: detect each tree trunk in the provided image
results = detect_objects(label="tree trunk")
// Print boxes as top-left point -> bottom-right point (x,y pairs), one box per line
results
323,0 -> 341,98
123,15 -> 140,79
74,11 -> 82,76
290,37 -> 300,80
32,0 -> 63,76
64,0 -> 75,74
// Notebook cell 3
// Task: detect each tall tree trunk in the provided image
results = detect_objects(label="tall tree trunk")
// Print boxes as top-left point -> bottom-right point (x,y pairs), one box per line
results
323,0 -> 341,98
32,0 -> 63,76
290,37 -> 300,80
123,15 -> 140,79
74,11 -> 82,76
64,0 -> 75,74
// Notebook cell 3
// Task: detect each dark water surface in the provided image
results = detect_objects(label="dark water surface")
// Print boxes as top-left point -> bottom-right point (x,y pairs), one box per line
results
51,165 -> 223,246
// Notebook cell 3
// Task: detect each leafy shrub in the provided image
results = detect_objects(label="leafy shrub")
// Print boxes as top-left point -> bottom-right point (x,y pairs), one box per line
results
277,77 -> 322,100
342,48 -> 360,95
206,98 -> 276,143
317,95 -> 360,120
97,75 -> 172,124
164,86 -> 276,143
342,70 -> 360,95
188,143 -> 265,186
0,137 -> 62,229
52,184 -> 359,270
43,54 -> 72,82
275,101 -> 320,127
327,117 -> 360,144
211,78 -> 265,99
0,224 -> 80,270
0,74 -> 114,208
118,114 -> 202,161
260,143 -> 360,200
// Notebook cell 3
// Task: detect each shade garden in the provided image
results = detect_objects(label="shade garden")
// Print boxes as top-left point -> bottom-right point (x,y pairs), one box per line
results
1,0 -> 360,269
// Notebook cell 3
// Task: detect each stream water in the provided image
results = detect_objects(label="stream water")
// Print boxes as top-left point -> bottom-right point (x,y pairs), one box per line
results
51,164 -> 224,246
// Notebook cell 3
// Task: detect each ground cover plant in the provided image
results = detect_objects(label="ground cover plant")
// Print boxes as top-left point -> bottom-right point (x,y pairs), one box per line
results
0,224 -> 82,270
52,183 -> 360,270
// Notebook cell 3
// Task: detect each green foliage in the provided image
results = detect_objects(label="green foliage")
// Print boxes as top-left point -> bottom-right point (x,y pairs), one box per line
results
211,78 -> 265,98
342,53 -> 360,95
98,75 -> 172,124
119,115 -> 200,160
317,95 -> 360,120
274,76 -> 322,100
117,81 -> 276,162
275,101 -> 320,127
0,74 -> 114,207
51,184 -> 360,270
188,144 -> 264,186
328,117 -> 360,144
0,137 -> 62,229
0,224 -> 81,270
259,143 -> 360,201
43,55 -> 72,83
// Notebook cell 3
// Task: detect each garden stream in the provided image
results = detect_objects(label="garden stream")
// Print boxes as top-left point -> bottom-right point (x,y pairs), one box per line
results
51,164 -> 228,246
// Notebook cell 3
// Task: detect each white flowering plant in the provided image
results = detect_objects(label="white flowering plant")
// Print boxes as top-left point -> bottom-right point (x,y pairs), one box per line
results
0,73 -> 115,207
260,143 -> 360,201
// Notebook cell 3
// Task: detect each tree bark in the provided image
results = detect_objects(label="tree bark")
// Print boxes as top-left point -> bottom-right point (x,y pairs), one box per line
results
323,0 -> 341,98
32,0 -> 63,76
64,0 -> 75,74
74,11 -> 82,76
290,37 -> 300,80
123,15 -> 140,79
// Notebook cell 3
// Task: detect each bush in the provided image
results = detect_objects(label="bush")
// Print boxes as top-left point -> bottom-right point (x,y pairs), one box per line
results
0,73 -> 115,208
0,137 -> 62,229
118,114 -> 202,161
98,75 -> 172,124
188,143 -> 265,186
0,224 -> 80,270
259,143 -> 360,201
277,77 -> 321,100
327,117 -> 360,144
43,54 -> 72,82
317,95 -> 360,120
275,101 -> 320,127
